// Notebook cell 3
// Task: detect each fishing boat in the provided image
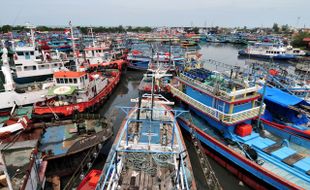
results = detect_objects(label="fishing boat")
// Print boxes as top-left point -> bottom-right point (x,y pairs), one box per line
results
267,71 -> 310,103
127,43 -> 152,70
78,94 -> 196,190
38,115 -> 113,177
32,68 -> 120,119
168,66 -> 310,189
80,28 -> 113,65
0,109 -> 47,190
238,42 -> 296,60
11,25 -> 68,84
260,86 -> 310,139
252,61 -> 310,103
177,110 -> 310,190
169,66 -> 263,136
0,43 -> 53,116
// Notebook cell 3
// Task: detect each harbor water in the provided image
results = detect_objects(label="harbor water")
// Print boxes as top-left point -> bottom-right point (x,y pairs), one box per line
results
97,43 -> 252,190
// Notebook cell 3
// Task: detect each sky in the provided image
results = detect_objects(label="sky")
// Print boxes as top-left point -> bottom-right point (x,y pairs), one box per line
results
0,0 -> 309,28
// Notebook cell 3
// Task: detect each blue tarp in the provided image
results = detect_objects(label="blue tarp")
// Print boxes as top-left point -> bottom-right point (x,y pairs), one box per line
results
259,87 -> 307,107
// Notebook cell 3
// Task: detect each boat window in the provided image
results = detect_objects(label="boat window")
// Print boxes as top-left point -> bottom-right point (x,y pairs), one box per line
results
73,78 -> 77,83
69,78 -> 73,83
17,51 -> 24,56
64,78 -> 68,83
59,78 -> 64,83
33,66 -> 36,70
30,51 -> 34,55
277,51 -> 280,54
56,78 -> 60,83
25,52 -> 31,59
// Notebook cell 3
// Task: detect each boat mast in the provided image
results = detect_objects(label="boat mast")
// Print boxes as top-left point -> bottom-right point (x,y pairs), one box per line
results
69,21 -> 79,71
90,27 -> 95,47
25,23 -> 36,48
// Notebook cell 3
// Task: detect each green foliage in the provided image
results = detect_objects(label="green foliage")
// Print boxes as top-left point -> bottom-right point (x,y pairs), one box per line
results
1,25 -> 12,33
281,24 -> 289,33
272,23 -> 279,33
0,25 -> 153,33
291,32 -> 310,47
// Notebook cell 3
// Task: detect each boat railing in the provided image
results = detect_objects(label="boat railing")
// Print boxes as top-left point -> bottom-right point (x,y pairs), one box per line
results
96,115 -> 192,190
179,73 -> 260,102
170,85 -> 265,125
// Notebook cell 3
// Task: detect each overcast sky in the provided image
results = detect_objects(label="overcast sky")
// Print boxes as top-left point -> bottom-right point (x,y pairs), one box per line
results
0,0 -> 309,28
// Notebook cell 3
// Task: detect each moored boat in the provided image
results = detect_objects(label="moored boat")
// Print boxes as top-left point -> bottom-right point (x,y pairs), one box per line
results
0,111 -> 47,190
238,42 -> 296,60
38,115 -> 113,177
32,68 -> 120,120
177,111 -> 310,189
168,65 -> 310,189
259,86 -> 310,139
79,94 -> 197,190
0,43 -> 53,116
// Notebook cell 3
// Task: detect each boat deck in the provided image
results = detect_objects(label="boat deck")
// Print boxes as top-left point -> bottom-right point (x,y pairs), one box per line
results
182,110 -> 310,189
118,152 -> 175,190
39,119 -> 112,159
98,100 -> 195,190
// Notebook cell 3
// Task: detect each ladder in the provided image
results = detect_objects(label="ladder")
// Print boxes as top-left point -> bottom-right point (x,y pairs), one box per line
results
187,113 -> 222,190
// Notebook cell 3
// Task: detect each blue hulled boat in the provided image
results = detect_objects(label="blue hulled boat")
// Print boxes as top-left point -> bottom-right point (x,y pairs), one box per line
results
82,94 -> 197,190
169,67 -> 310,189
177,111 -> 310,190
259,86 -> 310,139
127,43 -> 152,70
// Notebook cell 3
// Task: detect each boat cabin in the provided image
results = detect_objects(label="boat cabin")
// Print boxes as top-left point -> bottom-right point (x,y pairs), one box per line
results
84,47 -> 110,58
14,46 -> 40,63
53,71 -> 89,90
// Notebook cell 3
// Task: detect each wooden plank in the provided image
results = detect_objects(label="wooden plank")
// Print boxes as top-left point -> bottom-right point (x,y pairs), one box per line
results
122,170 -> 132,188
135,171 -> 140,187
282,153 -> 305,166
263,142 -> 282,154
139,171 -> 145,190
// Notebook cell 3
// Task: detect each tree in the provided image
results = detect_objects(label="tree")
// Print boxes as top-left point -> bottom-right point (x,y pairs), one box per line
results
291,32 -> 310,47
192,27 -> 199,34
281,24 -> 289,33
272,23 -> 280,33
1,25 -> 12,33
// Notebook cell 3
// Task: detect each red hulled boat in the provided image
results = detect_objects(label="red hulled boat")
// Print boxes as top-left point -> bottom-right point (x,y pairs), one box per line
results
32,68 -> 120,119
